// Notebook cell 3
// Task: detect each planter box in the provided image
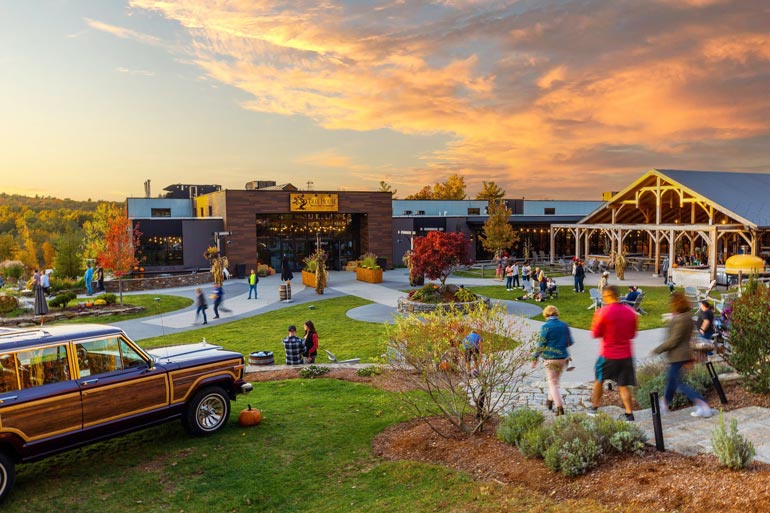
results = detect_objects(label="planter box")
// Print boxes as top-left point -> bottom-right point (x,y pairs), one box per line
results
301,270 -> 316,287
356,267 -> 383,283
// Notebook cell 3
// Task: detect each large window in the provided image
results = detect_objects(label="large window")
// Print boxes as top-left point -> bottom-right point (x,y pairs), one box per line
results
256,213 -> 360,272
151,208 -> 172,217
75,337 -> 146,377
138,235 -> 183,267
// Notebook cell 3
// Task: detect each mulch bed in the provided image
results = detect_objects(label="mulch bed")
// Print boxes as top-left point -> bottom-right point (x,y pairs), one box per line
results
247,368 -> 770,513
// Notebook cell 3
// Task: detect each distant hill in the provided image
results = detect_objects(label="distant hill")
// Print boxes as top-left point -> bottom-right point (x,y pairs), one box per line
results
0,193 -> 122,263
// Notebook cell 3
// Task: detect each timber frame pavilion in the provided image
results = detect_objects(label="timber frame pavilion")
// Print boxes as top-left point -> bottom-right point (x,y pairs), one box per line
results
549,169 -> 770,282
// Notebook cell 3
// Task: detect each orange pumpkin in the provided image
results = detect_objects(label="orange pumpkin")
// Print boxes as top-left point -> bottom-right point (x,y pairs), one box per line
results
439,361 -> 452,372
85,301 -> 94,308
238,404 -> 262,426
672,263 -> 679,268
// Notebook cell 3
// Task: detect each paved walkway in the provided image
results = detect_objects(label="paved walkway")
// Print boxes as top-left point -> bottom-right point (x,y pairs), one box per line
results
106,267 -> 770,464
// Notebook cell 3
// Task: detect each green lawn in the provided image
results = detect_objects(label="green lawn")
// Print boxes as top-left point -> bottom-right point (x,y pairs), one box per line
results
5,379 -> 624,513
54,294 -> 193,324
471,284 -> 674,330
140,296 -> 390,363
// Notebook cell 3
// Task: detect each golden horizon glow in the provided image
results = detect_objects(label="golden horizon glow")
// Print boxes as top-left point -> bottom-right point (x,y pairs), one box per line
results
1,0 -> 768,201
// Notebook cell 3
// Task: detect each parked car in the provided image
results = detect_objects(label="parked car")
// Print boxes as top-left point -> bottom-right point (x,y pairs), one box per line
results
0,324 -> 252,503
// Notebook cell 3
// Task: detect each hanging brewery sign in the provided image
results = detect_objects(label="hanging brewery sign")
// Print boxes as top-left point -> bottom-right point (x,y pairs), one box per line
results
290,193 -> 339,212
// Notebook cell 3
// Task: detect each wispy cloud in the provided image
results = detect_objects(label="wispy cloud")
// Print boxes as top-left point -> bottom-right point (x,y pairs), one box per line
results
115,66 -> 155,76
125,0 -> 770,197
84,17 -> 163,47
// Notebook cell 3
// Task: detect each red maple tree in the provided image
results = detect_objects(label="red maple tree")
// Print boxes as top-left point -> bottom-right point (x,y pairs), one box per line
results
97,214 -> 141,305
411,231 -> 470,287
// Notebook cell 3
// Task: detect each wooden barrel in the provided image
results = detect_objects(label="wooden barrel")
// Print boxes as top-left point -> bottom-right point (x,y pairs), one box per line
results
279,283 -> 292,301
249,351 -> 274,365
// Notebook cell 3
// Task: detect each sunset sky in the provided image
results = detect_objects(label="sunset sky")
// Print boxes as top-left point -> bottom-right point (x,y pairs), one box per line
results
1,0 -> 769,202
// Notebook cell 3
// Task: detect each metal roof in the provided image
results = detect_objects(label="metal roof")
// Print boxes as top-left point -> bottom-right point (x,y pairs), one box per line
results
656,169 -> 770,228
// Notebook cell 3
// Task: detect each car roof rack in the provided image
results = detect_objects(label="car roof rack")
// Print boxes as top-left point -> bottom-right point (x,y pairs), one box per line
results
0,328 -> 52,339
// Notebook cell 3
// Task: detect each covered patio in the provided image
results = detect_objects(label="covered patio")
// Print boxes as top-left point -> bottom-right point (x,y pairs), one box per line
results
549,169 -> 770,286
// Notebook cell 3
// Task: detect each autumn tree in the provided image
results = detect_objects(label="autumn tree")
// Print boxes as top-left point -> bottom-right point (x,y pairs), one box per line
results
481,200 -> 518,258
411,231 -> 470,288
404,174 -> 468,200
378,180 -> 398,198
54,229 -> 84,279
83,202 -> 123,261
41,241 -> 56,269
433,174 -> 467,200
0,233 -> 19,261
15,218 -> 39,270
475,181 -> 505,200
405,185 -> 433,200
97,214 -> 140,305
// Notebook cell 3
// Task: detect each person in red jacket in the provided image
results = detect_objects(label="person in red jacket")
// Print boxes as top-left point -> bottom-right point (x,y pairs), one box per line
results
588,285 -> 639,421
303,320 -> 319,364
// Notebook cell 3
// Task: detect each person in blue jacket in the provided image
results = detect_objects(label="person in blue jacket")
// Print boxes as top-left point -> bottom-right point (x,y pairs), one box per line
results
84,264 -> 94,296
532,305 -> 574,416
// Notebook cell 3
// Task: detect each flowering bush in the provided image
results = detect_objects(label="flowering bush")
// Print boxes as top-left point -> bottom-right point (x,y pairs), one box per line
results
722,278 -> 770,392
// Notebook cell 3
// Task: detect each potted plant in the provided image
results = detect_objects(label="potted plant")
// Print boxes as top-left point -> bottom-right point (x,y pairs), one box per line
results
302,249 -> 327,293
356,252 -> 383,283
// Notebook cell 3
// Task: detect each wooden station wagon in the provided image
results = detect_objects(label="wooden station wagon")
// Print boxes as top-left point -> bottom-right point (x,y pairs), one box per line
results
0,324 -> 252,503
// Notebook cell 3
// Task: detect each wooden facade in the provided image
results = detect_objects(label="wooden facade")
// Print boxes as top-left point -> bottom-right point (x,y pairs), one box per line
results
196,189 -> 393,271
549,169 -> 770,282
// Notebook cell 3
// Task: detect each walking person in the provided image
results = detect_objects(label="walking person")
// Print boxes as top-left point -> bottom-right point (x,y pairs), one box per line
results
211,284 -> 231,319
303,320 -> 319,364
588,285 -> 638,421
247,269 -> 259,299
574,260 -> 585,293
598,270 -> 609,291
650,292 -> 713,417
533,305 -> 574,416
194,288 -> 208,325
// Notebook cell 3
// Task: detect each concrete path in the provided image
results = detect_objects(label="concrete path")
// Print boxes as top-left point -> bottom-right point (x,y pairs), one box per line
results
105,266 -> 770,465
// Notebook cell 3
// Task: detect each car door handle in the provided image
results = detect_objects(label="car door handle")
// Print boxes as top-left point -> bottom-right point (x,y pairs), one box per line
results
0,395 -> 18,404
81,379 -> 99,386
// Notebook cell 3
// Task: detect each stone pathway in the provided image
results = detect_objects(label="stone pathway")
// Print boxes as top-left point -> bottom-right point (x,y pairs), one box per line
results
110,267 -> 770,465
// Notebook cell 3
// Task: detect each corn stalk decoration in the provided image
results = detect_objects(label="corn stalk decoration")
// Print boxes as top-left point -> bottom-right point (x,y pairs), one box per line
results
205,246 -> 229,286
613,251 -> 626,280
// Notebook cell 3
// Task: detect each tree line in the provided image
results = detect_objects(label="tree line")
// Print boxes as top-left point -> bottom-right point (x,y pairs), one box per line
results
0,193 -> 123,279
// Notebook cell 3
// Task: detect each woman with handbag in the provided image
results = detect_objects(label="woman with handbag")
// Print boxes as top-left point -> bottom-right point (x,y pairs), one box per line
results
651,292 -> 713,418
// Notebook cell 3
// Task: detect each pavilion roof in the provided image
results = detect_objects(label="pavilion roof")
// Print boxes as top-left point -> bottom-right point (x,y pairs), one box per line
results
581,169 -> 770,228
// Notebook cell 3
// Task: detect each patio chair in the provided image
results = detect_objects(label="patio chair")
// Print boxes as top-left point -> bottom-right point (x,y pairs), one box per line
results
697,279 -> 717,302
325,349 -> 360,365
587,288 -> 602,310
585,258 -> 597,273
622,289 -> 647,315
684,286 -> 699,307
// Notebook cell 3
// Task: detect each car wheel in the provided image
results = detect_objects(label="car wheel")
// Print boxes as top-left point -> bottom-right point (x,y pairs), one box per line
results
0,450 -> 15,504
182,386 -> 231,435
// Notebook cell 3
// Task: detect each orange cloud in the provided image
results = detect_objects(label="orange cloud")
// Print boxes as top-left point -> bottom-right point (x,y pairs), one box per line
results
119,0 -> 770,198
